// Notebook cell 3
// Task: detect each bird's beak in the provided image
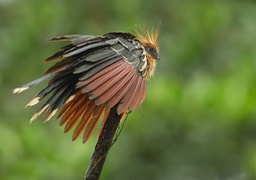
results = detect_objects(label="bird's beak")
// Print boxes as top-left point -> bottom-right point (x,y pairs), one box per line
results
155,52 -> 160,60
156,54 -> 160,60
151,50 -> 160,60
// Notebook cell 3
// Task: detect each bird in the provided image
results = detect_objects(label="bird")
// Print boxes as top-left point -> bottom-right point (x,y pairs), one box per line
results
13,29 -> 159,143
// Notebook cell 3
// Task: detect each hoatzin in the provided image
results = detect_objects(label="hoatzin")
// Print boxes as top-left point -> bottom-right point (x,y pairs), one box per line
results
13,30 -> 159,143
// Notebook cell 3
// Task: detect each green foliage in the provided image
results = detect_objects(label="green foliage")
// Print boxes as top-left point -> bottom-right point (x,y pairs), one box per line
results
1,0 -> 256,179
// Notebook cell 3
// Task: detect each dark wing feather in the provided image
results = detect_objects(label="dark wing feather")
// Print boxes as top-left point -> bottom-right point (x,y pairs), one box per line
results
77,56 -> 122,80
44,57 -> 74,75
47,35 -> 95,43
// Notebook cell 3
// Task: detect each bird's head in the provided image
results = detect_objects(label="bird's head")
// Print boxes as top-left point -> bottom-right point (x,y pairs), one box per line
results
137,29 -> 159,60
137,29 -> 159,79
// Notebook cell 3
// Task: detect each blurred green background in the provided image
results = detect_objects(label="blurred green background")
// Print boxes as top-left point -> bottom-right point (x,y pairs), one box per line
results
1,0 -> 256,179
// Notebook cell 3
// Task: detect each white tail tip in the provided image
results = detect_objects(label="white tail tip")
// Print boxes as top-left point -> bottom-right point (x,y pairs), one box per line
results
44,108 -> 58,123
30,104 -> 50,123
25,97 -> 40,108
13,87 -> 29,94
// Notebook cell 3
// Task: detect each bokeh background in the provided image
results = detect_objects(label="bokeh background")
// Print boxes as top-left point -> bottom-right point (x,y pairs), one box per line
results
1,0 -> 256,180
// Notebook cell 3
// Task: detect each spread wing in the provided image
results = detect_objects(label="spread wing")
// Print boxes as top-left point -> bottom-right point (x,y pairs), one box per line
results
13,33 -> 147,143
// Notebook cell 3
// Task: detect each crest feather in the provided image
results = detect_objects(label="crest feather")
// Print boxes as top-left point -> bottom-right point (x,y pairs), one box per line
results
136,28 -> 159,50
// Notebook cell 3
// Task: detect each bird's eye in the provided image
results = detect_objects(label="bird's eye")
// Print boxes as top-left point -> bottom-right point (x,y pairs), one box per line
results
145,46 -> 159,60
145,46 -> 154,53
